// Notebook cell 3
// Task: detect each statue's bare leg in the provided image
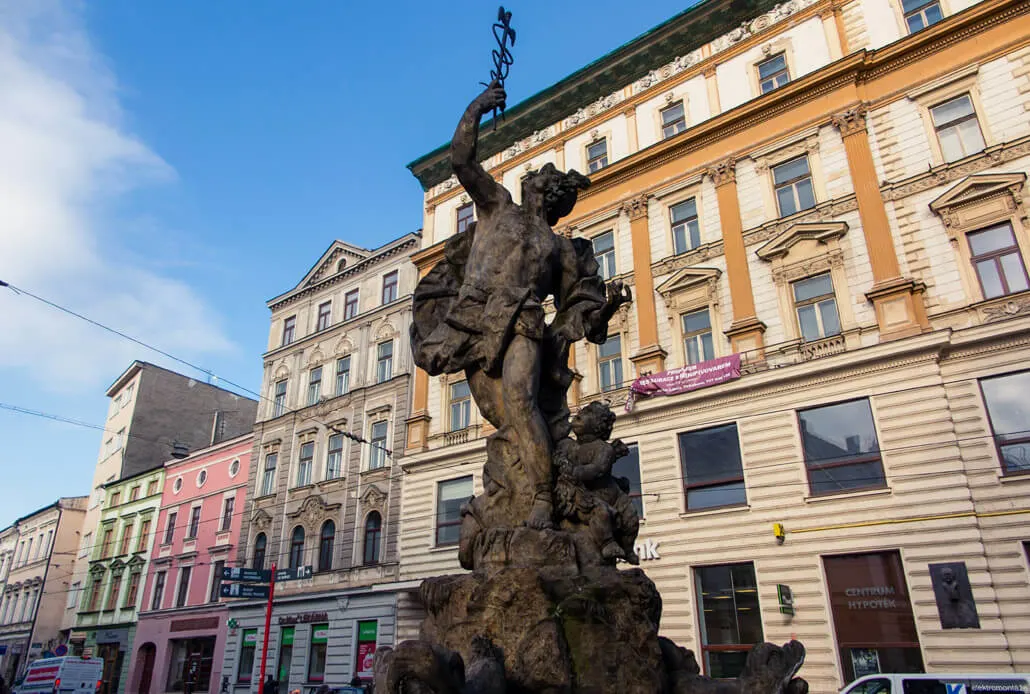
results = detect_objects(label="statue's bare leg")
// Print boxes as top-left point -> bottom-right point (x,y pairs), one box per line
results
503,334 -> 554,529
467,367 -> 505,430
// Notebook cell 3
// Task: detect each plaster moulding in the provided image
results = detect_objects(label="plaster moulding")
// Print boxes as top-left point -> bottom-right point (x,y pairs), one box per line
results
756,221 -> 849,261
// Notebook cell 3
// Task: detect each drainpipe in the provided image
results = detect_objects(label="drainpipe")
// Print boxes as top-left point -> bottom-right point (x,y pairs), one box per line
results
22,502 -> 61,676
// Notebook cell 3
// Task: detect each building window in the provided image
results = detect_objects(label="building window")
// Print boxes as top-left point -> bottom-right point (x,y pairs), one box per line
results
151,571 -> 166,610
661,101 -> 687,138
772,155 -> 815,217
449,381 -> 472,432
221,497 -> 235,531
344,289 -> 360,320
903,0 -> 943,33
326,433 -> 344,480
252,533 -> 267,570
679,423 -> 747,510
138,519 -> 151,552
931,94 -> 985,163
260,452 -> 277,497
318,521 -> 335,573
436,476 -> 473,546
967,223 -> 1029,299
119,523 -> 133,556
382,270 -> 399,305
164,512 -> 177,545
307,366 -> 322,406
176,566 -> 192,608
798,398 -> 885,495
757,53 -> 790,93
335,356 -> 351,395
671,198 -> 700,255
289,526 -> 305,570
598,335 -> 624,392
308,624 -> 330,682
316,302 -> 331,331
587,139 -> 608,173
695,563 -> 763,678
376,341 -> 394,383
87,578 -> 103,612
209,560 -> 225,603
792,273 -> 841,342
129,486 -> 140,501
363,512 -> 382,565
592,230 -> 616,280
187,506 -> 202,539
612,443 -> 644,518
111,491 -> 121,507
105,574 -> 122,611
101,528 -> 114,558
456,203 -> 474,235
980,371 -> 1030,474
282,316 -> 296,346
237,630 -> 257,683
682,309 -> 714,365
297,442 -> 314,487
273,380 -> 287,418
124,572 -> 140,609
369,421 -> 389,470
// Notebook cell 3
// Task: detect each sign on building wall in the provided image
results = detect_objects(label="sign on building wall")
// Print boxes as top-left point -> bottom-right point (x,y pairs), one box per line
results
356,621 -> 377,679
626,354 -> 741,412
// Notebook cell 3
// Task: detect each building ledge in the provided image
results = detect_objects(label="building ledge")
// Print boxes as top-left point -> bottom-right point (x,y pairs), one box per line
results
803,486 -> 892,504
678,503 -> 750,520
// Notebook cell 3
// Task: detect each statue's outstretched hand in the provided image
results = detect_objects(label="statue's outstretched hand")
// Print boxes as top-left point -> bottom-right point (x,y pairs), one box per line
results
474,81 -> 507,116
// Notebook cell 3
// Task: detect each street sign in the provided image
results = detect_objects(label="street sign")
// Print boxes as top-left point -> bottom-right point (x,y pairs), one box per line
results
275,566 -> 313,582
221,583 -> 271,599
222,567 -> 271,583
777,584 -> 795,616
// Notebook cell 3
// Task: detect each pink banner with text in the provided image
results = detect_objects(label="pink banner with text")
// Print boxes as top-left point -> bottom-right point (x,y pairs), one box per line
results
626,353 -> 741,411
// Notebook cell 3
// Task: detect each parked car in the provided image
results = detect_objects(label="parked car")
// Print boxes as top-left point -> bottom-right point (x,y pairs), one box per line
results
842,673 -> 1030,694
14,656 -> 104,694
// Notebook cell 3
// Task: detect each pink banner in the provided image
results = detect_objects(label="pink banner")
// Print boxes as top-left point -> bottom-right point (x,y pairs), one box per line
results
626,353 -> 741,412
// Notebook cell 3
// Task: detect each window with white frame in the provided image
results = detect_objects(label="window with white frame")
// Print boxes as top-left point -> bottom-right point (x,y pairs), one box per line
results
273,380 -> 287,418
307,366 -> 322,406
326,433 -> 344,479
335,356 -> 351,395
792,274 -> 841,342
369,421 -> 388,470
316,301 -> 331,331
297,442 -> 314,487
772,156 -> 816,217
661,101 -> 687,139
757,53 -> 790,94
587,139 -> 608,173
260,452 -> 277,496
903,0 -> 943,33
598,335 -> 624,392
436,476 -> 473,546
376,341 -> 394,383
671,198 -> 701,255
682,309 -> 715,365
592,231 -> 616,280
931,94 -> 985,163
967,223 -> 1030,299
449,381 -> 472,432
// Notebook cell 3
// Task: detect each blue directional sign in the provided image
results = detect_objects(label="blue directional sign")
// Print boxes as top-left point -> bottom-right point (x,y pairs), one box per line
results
221,583 -> 270,599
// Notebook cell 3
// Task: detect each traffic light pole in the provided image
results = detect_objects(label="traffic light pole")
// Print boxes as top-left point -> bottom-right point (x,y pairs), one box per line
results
257,562 -> 277,691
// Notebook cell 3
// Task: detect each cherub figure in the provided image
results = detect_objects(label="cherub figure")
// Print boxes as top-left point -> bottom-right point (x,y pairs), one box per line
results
553,402 -> 640,564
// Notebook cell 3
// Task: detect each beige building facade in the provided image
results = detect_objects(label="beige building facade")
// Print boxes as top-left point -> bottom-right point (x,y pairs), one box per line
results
400,0 -> 1030,689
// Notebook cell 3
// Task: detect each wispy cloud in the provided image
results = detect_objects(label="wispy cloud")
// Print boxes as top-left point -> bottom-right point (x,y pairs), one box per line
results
0,0 -> 233,393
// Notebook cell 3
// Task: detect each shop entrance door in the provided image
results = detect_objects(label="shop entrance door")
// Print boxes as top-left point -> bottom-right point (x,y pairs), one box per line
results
135,643 -> 156,694
97,643 -> 124,694
276,628 -> 294,694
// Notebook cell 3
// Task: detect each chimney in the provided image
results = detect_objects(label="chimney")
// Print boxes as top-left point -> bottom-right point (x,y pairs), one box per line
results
171,441 -> 189,459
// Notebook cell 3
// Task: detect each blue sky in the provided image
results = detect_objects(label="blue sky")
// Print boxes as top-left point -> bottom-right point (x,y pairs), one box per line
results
0,0 -> 692,521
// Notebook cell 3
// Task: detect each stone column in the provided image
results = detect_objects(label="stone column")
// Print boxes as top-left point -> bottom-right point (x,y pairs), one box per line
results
708,158 -> 766,356
704,65 -> 721,116
623,195 -> 667,375
831,106 -> 928,339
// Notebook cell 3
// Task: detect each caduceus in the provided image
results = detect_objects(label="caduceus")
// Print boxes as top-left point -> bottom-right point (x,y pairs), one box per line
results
480,6 -> 515,129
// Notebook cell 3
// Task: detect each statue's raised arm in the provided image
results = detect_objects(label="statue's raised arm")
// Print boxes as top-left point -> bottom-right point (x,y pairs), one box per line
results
450,81 -> 510,211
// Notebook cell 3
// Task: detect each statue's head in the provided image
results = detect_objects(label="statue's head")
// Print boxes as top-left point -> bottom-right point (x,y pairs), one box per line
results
521,163 -> 591,225
571,401 -> 617,440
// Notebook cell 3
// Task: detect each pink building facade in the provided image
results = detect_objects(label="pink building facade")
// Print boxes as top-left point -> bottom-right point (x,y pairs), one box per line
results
126,435 -> 252,694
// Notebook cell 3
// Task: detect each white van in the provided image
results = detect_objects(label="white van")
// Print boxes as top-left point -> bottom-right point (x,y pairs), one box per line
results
15,656 -> 104,694
843,673 -> 1030,694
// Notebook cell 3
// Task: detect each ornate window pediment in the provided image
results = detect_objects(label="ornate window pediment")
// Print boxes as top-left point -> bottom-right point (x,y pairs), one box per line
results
656,267 -> 721,312
126,555 -> 146,572
89,564 -> 107,579
109,559 -> 126,576
929,173 -> 1026,232
251,509 -> 273,533
286,494 -> 342,530
756,221 -> 849,261
360,484 -> 387,509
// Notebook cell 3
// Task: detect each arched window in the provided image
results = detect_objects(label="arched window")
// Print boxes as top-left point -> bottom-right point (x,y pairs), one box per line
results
318,521 -> 335,573
289,526 -> 305,570
253,533 -> 267,570
363,512 -> 382,565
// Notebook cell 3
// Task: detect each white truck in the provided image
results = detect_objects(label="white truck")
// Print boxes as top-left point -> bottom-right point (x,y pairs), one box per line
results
15,656 -> 104,694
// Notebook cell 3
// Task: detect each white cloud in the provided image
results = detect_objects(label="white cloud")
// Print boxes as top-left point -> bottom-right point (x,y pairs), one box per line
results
0,1 -> 233,392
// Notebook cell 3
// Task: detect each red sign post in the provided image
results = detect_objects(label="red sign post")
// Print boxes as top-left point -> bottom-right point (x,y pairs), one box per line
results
257,562 -> 277,690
